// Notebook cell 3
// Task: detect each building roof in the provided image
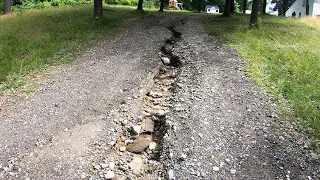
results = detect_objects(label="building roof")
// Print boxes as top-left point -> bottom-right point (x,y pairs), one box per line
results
205,5 -> 219,10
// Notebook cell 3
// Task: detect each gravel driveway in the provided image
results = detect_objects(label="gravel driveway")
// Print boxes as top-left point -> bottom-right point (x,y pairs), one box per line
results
0,12 -> 318,179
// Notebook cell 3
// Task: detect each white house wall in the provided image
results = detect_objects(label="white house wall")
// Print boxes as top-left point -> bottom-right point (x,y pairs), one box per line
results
313,2 -> 320,17
285,0 -> 315,17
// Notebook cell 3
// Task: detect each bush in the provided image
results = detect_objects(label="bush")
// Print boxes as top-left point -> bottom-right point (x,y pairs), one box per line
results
0,2 -> 4,13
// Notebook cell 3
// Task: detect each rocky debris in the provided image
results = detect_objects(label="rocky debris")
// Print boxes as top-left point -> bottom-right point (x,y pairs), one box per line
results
126,135 -> 152,153
104,170 -> 115,179
167,169 -> 174,180
161,57 -> 171,65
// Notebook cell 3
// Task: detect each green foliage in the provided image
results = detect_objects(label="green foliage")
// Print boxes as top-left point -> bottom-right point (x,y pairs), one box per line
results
0,5 -> 146,86
234,0 -> 240,13
205,14 -> 320,139
105,0 -> 138,6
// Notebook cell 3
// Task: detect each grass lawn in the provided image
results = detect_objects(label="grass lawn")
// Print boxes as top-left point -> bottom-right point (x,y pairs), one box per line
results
0,5 -> 148,89
205,14 -> 320,139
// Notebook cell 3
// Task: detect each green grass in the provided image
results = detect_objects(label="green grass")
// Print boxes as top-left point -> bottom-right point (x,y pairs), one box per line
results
205,14 -> 320,139
0,5 -> 148,85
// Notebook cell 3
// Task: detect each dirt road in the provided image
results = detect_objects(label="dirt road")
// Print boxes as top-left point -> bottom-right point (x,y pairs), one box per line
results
0,13 -> 318,179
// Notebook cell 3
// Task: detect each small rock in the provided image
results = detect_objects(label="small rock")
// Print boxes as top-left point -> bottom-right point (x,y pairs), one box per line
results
230,169 -> 236,174
126,134 -> 152,153
94,164 -> 101,170
155,110 -> 166,117
142,118 -> 155,133
132,126 -> 141,135
161,57 -> 170,65
125,139 -> 134,145
80,172 -> 86,179
121,120 -> 128,126
110,141 -> 116,146
119,146 -> 126,152
213,167 -> 219,171
129,157 -> 143,174
167,169 -> 174,180
120,136 -> 127,142
109,162 -> 115,170
149,142 -> 157,150
179,153 -> 187,161
104,171 -> 115,179
101,163 -> 108,169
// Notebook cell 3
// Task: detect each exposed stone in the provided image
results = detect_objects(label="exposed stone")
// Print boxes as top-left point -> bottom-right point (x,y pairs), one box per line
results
104,171 -> 115,179
149,142 -> 157,150
129,157 -> 143,175
168,169 -> 174,180
141,118 -> 154,133
119,146 -> 126,152
213,167 -> 219,171
109,162 -> 115,170
126,134 -> 152,153
132,126 -> 141,135
161,57 -> 171,65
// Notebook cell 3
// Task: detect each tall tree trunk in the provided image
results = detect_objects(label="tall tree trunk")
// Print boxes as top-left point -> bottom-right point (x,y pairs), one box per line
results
197,0 -> 202,12
223,0 -> 231,16
137,0 -> 143,10
159,0 -> 164,12
249,0 -> 259,28
4,0 -> 11,14
243,0 -> 246,13
262,0 -> 267,14
230,0 -> 234,14
94,0 -> 103,18
282,0 -> 288,16
306,0 -> 309,15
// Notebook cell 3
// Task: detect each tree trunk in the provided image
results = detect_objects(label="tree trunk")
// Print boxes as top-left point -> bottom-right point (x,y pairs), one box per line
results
243,0 -> 246,13
223,0 -> 231,16
94,0 -> 103,18
230,0 -> 234,14
4,0 -> 11,14
159,0 -> 164,12
197,0 -> 202,12
249,0 -> 259,28
262,0 -> 267,14
306,0 -> 309,15
137,0 -> 143,10
282,0 -> 288,16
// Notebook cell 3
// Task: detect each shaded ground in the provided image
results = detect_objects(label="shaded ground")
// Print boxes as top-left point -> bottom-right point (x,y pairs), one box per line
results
0,12 -> 318,179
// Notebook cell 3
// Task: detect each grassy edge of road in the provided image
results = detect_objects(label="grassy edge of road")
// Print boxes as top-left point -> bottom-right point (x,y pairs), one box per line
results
0,5 -> 149,95
204,14 -> 320,146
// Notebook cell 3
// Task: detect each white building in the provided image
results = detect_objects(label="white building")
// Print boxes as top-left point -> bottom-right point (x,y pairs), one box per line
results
266,0 -> 279,15
286,0 -> 320,17
205,5 -> 220,13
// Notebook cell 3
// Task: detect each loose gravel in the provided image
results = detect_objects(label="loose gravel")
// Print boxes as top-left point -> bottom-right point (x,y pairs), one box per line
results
0,12 -> 318,180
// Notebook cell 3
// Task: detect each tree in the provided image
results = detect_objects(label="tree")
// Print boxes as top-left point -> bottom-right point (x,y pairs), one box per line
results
306,0 -> 309,15
262,0 -> 267,14
242,0 -> 246,13
137,0 -> 143,10
230,0 -> 234,14
222,0 -> 231,16
282,0 -> 288,16
197,0 -> 202,12
4,0 -> 11,14
94,0 -> 103,18
249,0 -> 259,28
159,0 -> 164,11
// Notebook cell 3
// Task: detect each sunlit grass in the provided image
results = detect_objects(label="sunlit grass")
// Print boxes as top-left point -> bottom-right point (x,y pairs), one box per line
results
205,14 -> 320,139
0,5 -> 147,83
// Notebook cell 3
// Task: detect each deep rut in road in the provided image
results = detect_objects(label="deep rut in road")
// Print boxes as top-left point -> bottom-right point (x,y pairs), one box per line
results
105,24 -> 184,179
